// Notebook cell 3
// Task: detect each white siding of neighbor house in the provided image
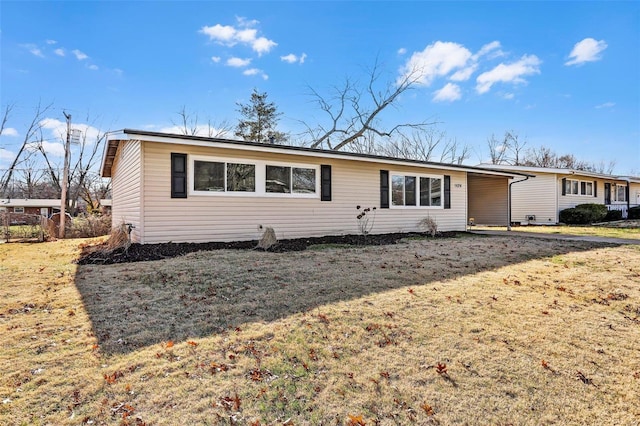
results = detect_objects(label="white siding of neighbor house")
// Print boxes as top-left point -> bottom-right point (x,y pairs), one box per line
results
467,175 -> 508,225
631,182 -> 640,206
510,173 -> 558,224
110,140 -> 143,242
139,141 -> 468,243
557,176 -> 605,213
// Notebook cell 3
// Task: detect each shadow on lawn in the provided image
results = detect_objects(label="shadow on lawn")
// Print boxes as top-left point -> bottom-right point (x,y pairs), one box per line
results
73,233 -> 619,355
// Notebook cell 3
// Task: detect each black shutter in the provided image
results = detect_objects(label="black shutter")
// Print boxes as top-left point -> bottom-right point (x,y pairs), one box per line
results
580,181 -> 586,195
561,178 -> 566,196
444,175 -> 451,209
593,180 -> 597,198
171,153 -> 187,198
320,165 -> 331,201
380,170 -> 389,208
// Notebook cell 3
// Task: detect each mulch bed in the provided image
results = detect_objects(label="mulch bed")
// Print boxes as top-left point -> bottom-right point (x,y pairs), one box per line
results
77,232 -> 459,265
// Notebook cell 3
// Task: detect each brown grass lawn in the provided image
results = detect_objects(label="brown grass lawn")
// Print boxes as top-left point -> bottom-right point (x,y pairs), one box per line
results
1,235 -> 639,425
475,221 -> 640,240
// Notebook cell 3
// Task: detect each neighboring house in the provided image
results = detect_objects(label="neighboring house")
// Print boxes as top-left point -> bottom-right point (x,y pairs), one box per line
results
100,129 -> 523,244
479,165 -> 639,223
0,199 -> 61,217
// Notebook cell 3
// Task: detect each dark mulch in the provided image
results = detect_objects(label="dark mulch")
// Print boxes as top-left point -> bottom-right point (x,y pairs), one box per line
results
77,232 -> 461,265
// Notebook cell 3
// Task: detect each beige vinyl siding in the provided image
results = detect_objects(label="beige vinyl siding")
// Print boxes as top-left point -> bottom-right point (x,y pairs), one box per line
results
558,176 -> 605,213
110,140 -> 142,242
631,182 -> 640,206
510,173 -> 558,224
141,142 -> 467,243
467,175 -> 508,225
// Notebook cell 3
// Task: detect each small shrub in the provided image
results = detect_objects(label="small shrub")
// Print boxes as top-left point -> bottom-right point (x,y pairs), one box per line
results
66,214 -> 112,238
419,216 -> 438,237
559,203 -> 607,224
603,209 -> 623,222
629,206 -> 640,220
356,205 -> 377,237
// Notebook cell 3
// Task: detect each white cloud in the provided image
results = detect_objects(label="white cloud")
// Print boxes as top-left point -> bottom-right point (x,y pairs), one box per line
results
22,44 -> 44,58
280,53 -> 306,64
199,18 -> 277,55
473,41 -> 503,60
243,68 -> 269,80
39,118 -> 102,143
399,41 -> 472,86
72,49 -> 88,60
54,48 -> 65,57
87,64 -> 99,70
432,83 -> 462,102
449,64 -> 477,82
1,127 -> 19,137
37,140 -> 66,157
226,57 -> 251,67
0,148 -> 16,164
565,38 -> 607,66
397,47 -> 407,55
502,92 -> 515,100
475,54 -> 541,94
595,102 -> 615,109
211,56 -> 221,63
46,39 -> 57,45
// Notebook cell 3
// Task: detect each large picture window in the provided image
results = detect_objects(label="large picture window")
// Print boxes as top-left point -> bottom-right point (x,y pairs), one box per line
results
193,160 -> 255,192
391,173 -> 443,208
190,155 -> 319,198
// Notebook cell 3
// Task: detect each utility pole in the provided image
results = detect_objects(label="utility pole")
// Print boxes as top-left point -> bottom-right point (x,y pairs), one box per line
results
59,112 -> 71,239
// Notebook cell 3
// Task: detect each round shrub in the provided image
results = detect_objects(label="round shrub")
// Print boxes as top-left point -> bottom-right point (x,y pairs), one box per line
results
559,203 -> 608,224
629,206 -> 640,220
559,208 -> 590,224
604,209 -> 623,222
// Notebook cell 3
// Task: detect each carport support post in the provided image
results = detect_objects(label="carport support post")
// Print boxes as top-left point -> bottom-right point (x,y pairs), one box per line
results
508,176 -> 530,231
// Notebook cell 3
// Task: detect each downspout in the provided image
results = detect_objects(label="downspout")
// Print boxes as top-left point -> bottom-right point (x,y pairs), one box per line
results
507,176 -> 530,231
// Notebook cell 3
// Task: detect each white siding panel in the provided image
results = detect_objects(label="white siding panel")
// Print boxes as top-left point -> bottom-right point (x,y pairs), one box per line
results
467,175 -> 508,225
110,140 -> 142,242
511,173 -> 558,224
141,142 -> 468,243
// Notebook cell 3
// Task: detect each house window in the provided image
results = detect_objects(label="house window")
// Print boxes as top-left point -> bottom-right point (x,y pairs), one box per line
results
13,207 -> 24,213
565,178 -> 594,196
580,181 -> 593,196
391,173 -> 443,208
193,160 -> 255,192
191,155 -> 318,198
615,185 -> 627,202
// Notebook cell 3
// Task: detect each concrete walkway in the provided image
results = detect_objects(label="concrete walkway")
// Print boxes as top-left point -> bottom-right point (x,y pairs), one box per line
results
469,229 -> 640,245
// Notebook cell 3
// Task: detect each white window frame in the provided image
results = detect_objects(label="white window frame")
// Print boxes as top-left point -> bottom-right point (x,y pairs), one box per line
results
614,184 -> 627,202
390,172 -> 443,209
189,155 -> 320,199
565,178 -> 594,197
13,207 -> 25,213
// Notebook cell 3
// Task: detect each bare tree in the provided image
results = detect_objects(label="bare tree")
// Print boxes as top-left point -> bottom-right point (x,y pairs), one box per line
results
0,101 -> 53,197
172,105 -> 231,138
505,131 -> 527,165
487,133 -> 508,164
304,60 -> 437,151
380,129 -> 446,162
439,137 -> 471,165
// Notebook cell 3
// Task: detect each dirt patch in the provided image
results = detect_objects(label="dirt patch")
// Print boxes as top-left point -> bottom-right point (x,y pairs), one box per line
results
77,231 -> 459,264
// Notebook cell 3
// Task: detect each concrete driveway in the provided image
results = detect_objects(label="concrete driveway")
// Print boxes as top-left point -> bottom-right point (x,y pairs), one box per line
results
469,229 -> 640,245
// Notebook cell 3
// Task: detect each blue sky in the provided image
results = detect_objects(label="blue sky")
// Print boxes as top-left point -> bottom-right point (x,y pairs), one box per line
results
1,1 -> 639,174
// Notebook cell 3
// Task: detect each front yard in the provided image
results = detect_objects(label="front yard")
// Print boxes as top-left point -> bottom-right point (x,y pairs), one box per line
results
1,235 -> 639,425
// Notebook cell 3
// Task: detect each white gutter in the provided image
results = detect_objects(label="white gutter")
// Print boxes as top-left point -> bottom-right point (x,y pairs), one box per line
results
507,176 -> 531,231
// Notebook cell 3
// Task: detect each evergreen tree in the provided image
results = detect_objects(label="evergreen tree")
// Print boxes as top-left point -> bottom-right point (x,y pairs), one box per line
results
235,89 -> 287,143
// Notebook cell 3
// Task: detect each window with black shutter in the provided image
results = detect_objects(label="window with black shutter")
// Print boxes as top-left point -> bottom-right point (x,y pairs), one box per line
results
320,165 -> 331,201
171,153 -> 187,198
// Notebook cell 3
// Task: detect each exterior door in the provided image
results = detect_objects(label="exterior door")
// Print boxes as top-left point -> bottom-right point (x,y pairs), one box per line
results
604,183 -> 611,205
40,208 -> 49,217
